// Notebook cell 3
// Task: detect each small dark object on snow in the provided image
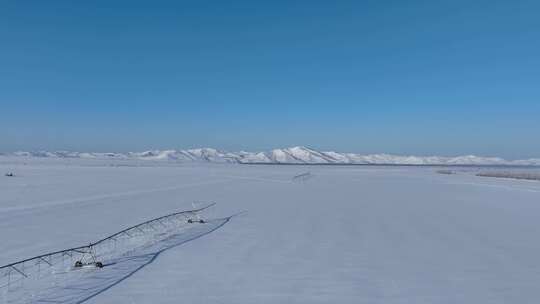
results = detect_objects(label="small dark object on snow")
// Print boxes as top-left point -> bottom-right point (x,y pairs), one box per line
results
74,260 -> 104,268
5,173 -> 14,177
187,219 -> 205,224
436,170 -> 454,175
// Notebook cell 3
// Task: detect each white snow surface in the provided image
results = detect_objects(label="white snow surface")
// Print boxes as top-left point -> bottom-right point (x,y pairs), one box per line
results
2,159 -> 540,303
2,146 -> 539,165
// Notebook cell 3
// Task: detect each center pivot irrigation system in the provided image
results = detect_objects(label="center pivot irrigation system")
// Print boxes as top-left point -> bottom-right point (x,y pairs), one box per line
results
0,203 -> 216,291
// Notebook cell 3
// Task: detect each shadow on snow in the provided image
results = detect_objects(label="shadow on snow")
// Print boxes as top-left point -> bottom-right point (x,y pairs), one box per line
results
7,217 -> 231,304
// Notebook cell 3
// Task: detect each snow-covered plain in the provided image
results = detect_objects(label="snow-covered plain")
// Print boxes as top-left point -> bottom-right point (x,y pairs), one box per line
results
2,158 -> 540,303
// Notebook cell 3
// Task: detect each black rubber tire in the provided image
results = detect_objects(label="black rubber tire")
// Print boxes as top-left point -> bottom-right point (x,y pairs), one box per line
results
74,261 -> 83,268
95,262 -> 104,268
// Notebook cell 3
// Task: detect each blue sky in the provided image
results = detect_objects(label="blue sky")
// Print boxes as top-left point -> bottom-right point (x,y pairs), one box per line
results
1,0 -> 539,158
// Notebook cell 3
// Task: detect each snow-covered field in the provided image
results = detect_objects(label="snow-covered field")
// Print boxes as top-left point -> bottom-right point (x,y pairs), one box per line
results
2,158 -> 540,303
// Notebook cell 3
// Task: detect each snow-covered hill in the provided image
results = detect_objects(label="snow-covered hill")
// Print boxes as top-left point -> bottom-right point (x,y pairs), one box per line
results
2,146 -> 539,166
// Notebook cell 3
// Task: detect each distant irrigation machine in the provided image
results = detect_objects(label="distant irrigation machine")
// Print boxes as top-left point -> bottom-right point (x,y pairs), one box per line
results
292,172 -> 314,182
0,203 -> 215,293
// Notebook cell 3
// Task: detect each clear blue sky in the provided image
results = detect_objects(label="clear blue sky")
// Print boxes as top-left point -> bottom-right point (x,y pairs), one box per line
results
1,0 -> 539,158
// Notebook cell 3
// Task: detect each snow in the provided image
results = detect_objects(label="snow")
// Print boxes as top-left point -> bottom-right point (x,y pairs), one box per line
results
3,147 -> 539,166
2,159 -> 540,303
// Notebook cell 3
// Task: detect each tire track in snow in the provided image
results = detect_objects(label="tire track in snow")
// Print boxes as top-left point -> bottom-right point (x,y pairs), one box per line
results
0,179 -> 234,215
442,181 -> 540,193
208,174 -> 293,184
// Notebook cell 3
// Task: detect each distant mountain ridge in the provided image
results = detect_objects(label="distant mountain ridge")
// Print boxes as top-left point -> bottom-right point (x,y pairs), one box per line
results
2,146 -> 539,166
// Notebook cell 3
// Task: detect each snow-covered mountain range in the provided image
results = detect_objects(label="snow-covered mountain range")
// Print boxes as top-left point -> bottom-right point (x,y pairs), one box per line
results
2,146 -> 539,166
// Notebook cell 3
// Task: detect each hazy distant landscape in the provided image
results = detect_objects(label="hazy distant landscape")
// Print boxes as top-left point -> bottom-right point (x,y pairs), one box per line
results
2,146 -> 540,166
